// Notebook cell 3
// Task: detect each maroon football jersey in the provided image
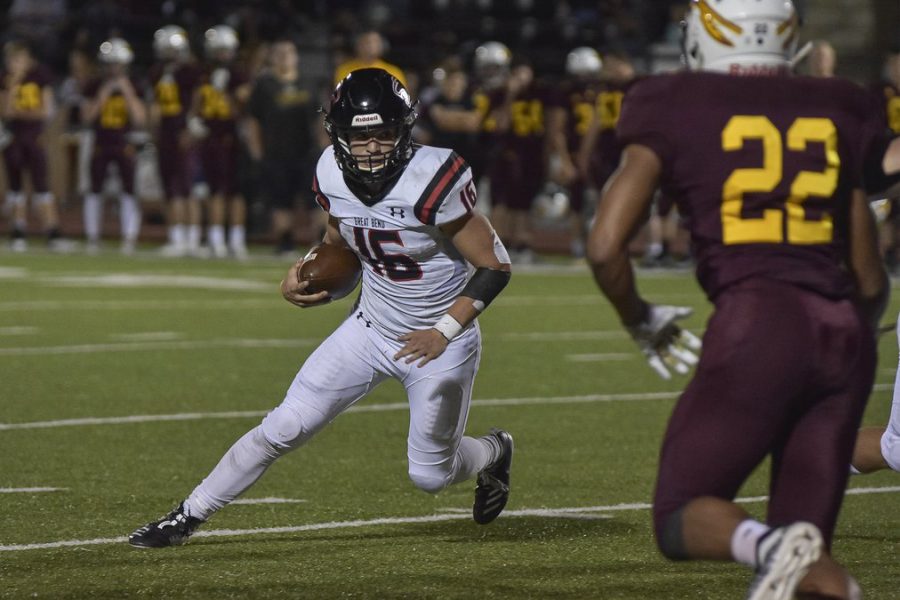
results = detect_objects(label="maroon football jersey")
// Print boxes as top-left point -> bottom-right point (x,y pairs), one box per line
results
84,76 -> 141,148
593,80 -> 631,177
870,81 -> 900,135
1,65 -> 52,138
563,78 -> 602,152
149,61 -> 200,136
498,82 -> 564,169
196,64 -> 246,138
617,71 -> 885,300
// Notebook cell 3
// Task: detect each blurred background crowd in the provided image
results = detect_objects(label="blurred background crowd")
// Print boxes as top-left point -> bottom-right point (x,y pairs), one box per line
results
0,0 -> 898,266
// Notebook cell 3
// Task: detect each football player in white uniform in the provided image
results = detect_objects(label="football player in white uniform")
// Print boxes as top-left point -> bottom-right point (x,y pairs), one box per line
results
129,69 -> 514,548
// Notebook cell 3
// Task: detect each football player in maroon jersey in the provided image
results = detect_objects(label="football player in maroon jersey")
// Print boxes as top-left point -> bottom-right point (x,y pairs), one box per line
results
0,41 -> 64,251
587,1 -> 891,598
187,25 -> 250,259
81,38 -> 147,254
546,46 -> 603,257
149,25 -> 201,257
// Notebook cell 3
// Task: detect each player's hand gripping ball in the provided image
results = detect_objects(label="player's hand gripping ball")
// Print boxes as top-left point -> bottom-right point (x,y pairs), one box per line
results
298,243 -> 362,300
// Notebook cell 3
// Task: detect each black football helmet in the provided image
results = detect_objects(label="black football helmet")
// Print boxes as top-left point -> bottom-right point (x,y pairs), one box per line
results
324,68 -> 417,186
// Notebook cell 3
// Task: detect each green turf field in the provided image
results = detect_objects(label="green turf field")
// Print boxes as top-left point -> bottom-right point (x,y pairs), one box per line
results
0,249 -> 897,598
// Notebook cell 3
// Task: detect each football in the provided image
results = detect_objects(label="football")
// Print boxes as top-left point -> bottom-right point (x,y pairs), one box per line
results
298,243 -> 362,300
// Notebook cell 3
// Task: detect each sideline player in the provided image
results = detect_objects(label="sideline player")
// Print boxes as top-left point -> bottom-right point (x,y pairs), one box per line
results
189,25 -> 249,259
0,41 -> 64,251
129,69 -> 514,547
149,25 -> 201,257
587,1 -> 889,598
81,38 -> 147,254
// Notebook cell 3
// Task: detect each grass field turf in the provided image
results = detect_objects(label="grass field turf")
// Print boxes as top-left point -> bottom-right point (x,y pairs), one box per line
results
0,249 -> 898,598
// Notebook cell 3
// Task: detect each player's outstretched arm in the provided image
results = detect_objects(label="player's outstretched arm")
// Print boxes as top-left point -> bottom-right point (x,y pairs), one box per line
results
587,144 -> 699,380
394,212 -> 511,367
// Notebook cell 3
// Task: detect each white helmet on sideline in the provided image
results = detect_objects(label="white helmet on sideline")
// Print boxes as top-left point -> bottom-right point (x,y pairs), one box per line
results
566,47 -> 602,77
204,25 -> 239,57
683,0 -> 799,74
98,38 -> 134,65
154,25 -> 190,60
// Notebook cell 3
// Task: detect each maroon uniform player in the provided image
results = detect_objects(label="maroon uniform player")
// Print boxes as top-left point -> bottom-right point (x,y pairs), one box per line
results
188,25 -> 249,259
588,2 -> 889,599
547,47 -> 604,257
149,25 -> 201,257
81,38 -> 147,254
0,42 -> 63,251
489,60 -> 563,263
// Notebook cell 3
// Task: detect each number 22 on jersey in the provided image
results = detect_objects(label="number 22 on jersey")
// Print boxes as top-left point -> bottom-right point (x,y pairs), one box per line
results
721,115 -> 838,245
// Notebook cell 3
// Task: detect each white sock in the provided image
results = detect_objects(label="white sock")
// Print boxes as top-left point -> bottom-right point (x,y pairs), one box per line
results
120,194 -> 141,242
228,224 -> 246,248
849,464 -> 861,475
883,361 -> 900,472
731,519 -> 770,567
34,191 -> 54,207
169,224 -> 186,247
187,224 -> 201,249
83,193 -> 102,241
449,436 -> 497,485
6,191 -> 24,209
208,224 -> 225,248
183,426 -> 284,521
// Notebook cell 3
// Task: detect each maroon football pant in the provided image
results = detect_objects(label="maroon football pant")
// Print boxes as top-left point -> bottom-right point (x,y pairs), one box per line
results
652,278 -> 875,549
90,145 -> 135,194
3,137 -> 49,192
158,134 -> 192,199
200,134 -> 238,197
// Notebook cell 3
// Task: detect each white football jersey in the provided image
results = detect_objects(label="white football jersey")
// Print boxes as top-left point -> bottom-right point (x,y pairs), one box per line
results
313,144 -> 478,339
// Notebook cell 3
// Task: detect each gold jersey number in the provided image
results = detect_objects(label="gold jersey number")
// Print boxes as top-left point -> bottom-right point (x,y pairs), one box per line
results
155,81 -> 182,117
573,100 -> 594,136
14,82 -> 41,111
597,91 -> 624,130
511,99 -> 543,137
721,115 -> 838,245
200,85 -> 231,120
887,96 -> 900,134
100,95 -> 128,129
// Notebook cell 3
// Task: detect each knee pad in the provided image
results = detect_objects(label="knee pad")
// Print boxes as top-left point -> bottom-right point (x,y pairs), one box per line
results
656,507 -> 690,561
408,467 -> 452,494
260,403 -> 313,452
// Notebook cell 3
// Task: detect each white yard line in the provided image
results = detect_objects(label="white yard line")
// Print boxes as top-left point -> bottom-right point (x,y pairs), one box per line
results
0,392 -> 681,431
109,331 -> 182,342
0,299 -> 277,312
0,338 -> 320,357
0,487 -> 67,494
0,326 -> 38,336
566,353 -> 634,362
2,486 -> 898,552
0,330 -> 637,357
1,385 -> 893,432
231,497 -> 307,505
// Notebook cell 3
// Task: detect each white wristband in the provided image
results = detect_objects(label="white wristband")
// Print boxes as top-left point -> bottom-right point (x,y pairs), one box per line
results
433,314 -> 463,342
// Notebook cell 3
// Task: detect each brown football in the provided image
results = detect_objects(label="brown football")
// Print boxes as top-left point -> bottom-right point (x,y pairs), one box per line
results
298,243 -> 362,300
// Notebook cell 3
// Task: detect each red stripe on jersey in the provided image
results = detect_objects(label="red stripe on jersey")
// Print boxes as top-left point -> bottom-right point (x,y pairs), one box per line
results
312,175 -> 330,212
419,155 -> 465,225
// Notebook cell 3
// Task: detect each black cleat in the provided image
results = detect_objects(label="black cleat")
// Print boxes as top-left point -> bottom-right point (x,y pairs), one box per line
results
128,502 -> 204,548
473,429 -> 514,525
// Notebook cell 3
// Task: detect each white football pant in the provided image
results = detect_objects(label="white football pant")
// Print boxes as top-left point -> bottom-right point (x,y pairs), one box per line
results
185,312 -> 493,519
